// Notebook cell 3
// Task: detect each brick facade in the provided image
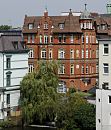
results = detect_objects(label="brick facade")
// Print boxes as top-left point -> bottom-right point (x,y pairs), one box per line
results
23,9 -> 98,91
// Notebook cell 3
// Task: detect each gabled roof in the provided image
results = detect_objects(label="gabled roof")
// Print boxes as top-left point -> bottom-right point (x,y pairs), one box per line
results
23,13 -> 82,34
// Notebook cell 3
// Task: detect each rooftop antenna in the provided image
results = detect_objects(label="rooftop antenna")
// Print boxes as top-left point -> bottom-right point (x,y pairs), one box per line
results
85,3 -> 87,10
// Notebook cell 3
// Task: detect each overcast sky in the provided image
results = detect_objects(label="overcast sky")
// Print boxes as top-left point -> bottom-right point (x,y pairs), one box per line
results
0,0 -> 109,27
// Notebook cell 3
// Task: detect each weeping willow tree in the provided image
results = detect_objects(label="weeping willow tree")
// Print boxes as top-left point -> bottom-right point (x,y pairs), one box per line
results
20,60 -> 59,124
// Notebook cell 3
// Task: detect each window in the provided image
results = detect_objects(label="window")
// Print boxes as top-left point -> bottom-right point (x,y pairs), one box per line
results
70,34 -> 74,43
32,35 -> 35,43
86,34 -> 88,43
58,49 -> 65,59
70,64 -> 74,74
58,64 -> 65,74
81,65 -> 84,74
50,35 -> 53,43
82,35 -> 84,43
28,64 -> 34,73
13,41 -> 18,49
81,23 -> 83,29
28,49 -> 34,58
44,23 -> 48,29
63,35 -> 66,43
6,74 -> 11,86
40,35 -> 42,43
28,23 -> 33,29
6,94 -> 10,105
109,96 -> 111,103
92,36 -> 95,43
6,57 -> 11,69
28,35 -> 31,43
103,63 -> 109,74
82,49 -> 84,58
57,81 -> 67,93
59,23 -> 64,29
70,49 -> 74,59
41,49 -> 46,59
86,65 -> 88,74
86,49 -> 88,58
76,50 -> 79,58
44,35 -> 48,43
96,64 -> 99,73
103,44 -> 109,55
49,49 -> 52,59
58,35 -> 62,43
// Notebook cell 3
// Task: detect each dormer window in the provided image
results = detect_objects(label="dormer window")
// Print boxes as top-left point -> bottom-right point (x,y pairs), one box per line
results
59,23 -> 64,29
102,24 -> 106,30
44,23 -> 48,29
28,23 -> 33,29
12,41 -> 18,49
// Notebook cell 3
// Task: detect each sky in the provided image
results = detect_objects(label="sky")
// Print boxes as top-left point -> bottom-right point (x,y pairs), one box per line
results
0,0 -> 109,27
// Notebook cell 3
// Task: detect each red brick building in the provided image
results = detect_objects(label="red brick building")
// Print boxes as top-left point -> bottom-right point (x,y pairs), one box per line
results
22,8 -> 98,92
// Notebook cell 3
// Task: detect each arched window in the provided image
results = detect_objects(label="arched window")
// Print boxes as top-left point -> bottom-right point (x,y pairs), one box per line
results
28,49 -> 34,58
41,48 -> 46,58
58,49 -> 65,59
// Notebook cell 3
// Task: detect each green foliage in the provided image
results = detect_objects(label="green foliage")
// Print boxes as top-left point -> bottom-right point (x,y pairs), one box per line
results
20,60 -> 59,124
56,93 -> 95,130
0,25 -> 12,30
0,120 -> 15,128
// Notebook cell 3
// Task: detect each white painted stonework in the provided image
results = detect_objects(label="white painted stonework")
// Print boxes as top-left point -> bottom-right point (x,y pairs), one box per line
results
96,39 -> 111,130
0,52 -> 28,120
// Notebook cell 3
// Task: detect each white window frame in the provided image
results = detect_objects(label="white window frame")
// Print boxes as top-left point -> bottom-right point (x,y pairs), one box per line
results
86,65 -> 88,74
58,64 -> 65,74
70,34 -> 74,43
103,63 -> 109,74
86,49 -> 88,58
40,35 -> 42,43
32,35 -> 35,43
63,35 -> 66,43
44,35 -> 48,43
57,81 -> 67,93
28,35 -> 31,43
86,35 -> 88,44
70,49 -> 74,59
41,49 -> 46,59
50,35 -> 53,43
28,49 -> 34,58
28,23 -> 33,29
44,23 -> 48,29
82,49 -> 84,58
103,44 -> 109,55
28,64 -> 34,73
70,64 -> 74,74
76,50 -> 79,58
49,49 -> 53,59
59,24 -> 64,29
58,49 -> 65,59
81,65 -> 84,74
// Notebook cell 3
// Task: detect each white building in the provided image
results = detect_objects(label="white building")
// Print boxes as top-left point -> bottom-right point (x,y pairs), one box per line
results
0,30 -> 28,120
96,36 -> 111,130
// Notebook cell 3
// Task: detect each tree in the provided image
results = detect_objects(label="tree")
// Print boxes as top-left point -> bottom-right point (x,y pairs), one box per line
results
56,93 -> 95,130
0,25 -> 12,30
20,60 -> 59,124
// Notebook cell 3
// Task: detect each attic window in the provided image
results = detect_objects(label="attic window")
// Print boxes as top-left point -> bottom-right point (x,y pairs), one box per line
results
28,23 -> 33,29
44,23 -> 48,29
59,23 -> 64,29
13,41 -> 18,49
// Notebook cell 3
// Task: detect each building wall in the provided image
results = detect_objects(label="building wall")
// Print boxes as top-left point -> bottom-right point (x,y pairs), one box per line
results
23,11 -> 98,91
96,89 -> 111,130
0,52 -> 28,120
99,40 -> 111,89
